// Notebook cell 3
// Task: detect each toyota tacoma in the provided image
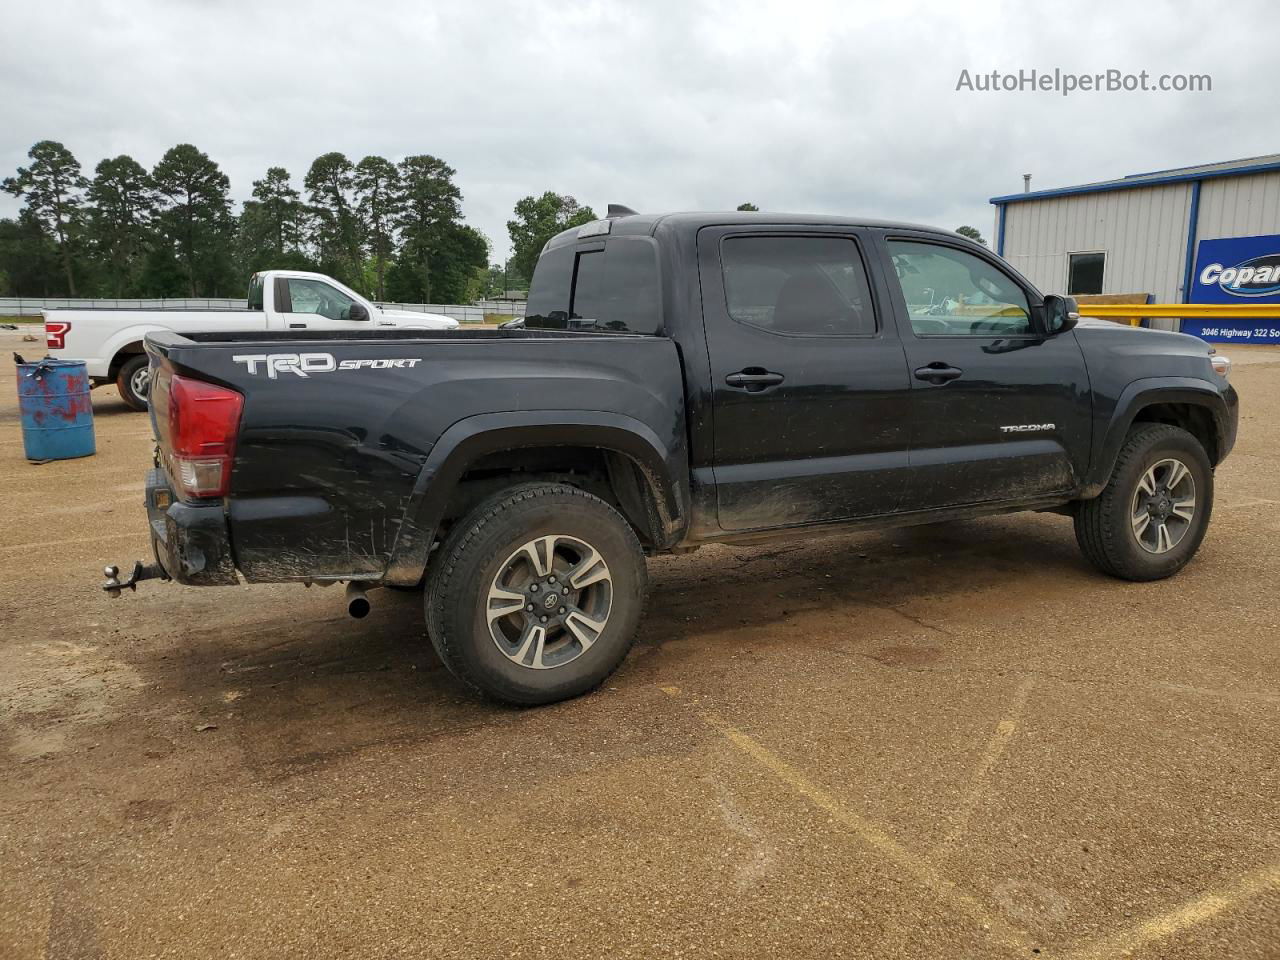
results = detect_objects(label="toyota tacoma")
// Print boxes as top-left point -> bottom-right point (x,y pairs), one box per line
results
104,209 -> 1239,705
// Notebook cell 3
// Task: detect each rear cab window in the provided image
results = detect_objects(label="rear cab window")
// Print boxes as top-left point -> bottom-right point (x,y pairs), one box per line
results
525,238 -> 662,334
247,274 -> 265,311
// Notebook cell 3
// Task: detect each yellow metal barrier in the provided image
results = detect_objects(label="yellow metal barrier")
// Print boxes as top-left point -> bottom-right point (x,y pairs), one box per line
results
1078,303 -> 1280,327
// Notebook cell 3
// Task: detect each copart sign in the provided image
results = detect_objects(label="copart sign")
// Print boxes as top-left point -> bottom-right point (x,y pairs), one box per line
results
1184,234 -> 1280,343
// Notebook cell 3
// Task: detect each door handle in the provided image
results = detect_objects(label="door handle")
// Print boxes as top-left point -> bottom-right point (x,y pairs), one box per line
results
725,368 -> 785,391
913,362 -> 963,385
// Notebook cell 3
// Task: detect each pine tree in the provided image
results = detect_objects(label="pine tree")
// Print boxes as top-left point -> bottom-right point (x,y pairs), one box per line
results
354,156 -> 401,300
86,155 -> 155,296
304,152 -> 362,289
152,144 -> 235,296
2,141 -> 88,295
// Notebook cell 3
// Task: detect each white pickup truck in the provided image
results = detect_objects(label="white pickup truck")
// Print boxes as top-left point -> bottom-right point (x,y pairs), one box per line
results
43,269 -> 460,410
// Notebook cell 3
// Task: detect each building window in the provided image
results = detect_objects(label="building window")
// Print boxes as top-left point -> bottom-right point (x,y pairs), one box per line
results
1068,252 -> 1105,296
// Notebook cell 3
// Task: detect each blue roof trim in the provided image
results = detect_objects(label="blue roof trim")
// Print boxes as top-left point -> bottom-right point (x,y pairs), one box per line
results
989,158 -> 1280,205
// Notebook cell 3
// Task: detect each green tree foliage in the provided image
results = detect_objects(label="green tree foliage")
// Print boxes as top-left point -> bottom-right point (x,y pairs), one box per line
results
152,144 -> 235,296
305,152 -> 362,288
0,141 -> 491,304
388,154 -> 465,303
736,202 -> 759,211
430,223 -> 489,305
482,262 -> 527,298
506,192 -> 596,283
0,212 -> 60,296
238,167 -> 314,276
955,225 -> 986,246
86,155 -> 155,296
2,140 -> 87,295
254,167 -> 308,255
354,156 -> 401,300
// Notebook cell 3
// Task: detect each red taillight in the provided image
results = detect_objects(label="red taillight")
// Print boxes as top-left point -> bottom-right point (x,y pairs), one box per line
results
165,374 -> 243,499
46,319 -> 71,350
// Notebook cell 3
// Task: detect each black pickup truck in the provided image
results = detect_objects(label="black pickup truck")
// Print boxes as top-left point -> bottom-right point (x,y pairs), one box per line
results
109,210 -> 1238,705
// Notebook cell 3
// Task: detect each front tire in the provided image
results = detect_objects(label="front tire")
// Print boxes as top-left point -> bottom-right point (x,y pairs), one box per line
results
1074,423 -> 1213,581
116,355 -> 150,411
425,483 -> 647,706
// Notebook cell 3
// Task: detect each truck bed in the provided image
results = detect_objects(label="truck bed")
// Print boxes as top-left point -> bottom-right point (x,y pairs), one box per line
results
176,325 -> 664,342
144,328 -> 688,585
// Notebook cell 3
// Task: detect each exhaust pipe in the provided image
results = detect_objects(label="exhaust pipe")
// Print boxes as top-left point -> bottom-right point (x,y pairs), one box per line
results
346,581 -> 372,619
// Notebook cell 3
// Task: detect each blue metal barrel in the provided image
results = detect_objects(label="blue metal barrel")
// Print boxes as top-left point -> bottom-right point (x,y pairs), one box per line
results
16,358 -> 96,461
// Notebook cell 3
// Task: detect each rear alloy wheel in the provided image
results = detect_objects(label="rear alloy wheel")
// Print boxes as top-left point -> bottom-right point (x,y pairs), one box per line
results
486,534 -> 614,671
426,483 -> 646,705
1074,423 -> 1213,581
116,355 -> 151,411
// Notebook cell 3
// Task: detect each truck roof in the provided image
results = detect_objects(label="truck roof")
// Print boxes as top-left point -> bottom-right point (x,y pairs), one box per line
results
544,210 -> 957,252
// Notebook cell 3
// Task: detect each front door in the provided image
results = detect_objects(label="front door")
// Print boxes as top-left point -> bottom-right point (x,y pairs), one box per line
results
698,226 -> 914,531
876,234 -> 1093,511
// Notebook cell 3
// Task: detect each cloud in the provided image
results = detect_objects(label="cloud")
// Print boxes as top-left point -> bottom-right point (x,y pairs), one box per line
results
2,0 -> 1276,260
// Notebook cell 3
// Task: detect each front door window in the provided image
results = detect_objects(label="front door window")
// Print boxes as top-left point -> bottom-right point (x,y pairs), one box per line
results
287,278 -> 359,321
888,241 -> 1032,337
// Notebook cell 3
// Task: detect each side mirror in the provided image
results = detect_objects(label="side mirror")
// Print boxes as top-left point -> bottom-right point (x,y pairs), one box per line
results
1042,294 -> 1079,335
348,303 -> 370,322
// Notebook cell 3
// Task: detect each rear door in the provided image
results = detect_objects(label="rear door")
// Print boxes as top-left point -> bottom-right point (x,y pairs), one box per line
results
875,233 -> 1092,510
697,225 -> 914,531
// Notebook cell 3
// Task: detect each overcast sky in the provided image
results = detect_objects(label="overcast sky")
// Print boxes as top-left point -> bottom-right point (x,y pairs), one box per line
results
2,0 -> 1277,263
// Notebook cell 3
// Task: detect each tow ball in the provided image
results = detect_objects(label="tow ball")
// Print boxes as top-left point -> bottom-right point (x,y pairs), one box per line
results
102,560 -> 169,597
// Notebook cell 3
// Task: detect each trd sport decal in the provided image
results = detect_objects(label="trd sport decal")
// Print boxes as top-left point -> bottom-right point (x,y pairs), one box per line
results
231,353 -> 424,378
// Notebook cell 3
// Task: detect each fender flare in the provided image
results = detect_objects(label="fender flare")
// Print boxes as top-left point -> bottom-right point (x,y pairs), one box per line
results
1087,377 -> 1230,492
383,409 -> 688,585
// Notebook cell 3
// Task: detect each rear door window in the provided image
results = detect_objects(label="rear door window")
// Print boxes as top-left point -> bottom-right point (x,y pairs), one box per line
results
720,236 -> 876,336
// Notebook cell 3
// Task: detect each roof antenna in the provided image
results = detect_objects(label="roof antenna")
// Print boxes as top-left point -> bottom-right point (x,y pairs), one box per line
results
607,204 -> 639,218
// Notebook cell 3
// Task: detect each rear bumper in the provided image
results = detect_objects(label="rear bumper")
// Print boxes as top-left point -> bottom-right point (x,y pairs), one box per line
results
145,468 -> 238,585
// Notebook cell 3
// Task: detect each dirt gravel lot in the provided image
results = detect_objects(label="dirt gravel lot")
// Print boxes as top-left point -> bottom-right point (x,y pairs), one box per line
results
2,330 -> 1278,959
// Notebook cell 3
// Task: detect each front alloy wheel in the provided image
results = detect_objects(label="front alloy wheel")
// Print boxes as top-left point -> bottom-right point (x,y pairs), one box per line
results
1073,423 -> 1213,581
1130,458 -> 1196,554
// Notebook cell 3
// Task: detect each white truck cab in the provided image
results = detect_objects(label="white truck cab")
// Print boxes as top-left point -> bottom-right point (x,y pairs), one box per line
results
44,269 -> 460,410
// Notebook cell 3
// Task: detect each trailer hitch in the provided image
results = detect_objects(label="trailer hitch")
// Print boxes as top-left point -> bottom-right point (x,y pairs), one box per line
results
102,560 -> 169,597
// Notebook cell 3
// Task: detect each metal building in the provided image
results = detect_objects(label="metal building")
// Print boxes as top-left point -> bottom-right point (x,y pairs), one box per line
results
991,155 -> 1280,342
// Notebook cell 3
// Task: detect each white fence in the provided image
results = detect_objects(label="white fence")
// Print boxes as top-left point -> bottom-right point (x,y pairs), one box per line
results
0,297 -> 527,323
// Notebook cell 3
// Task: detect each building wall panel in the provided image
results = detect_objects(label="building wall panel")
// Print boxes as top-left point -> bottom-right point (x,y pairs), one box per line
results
1196,171 -> 1280,242
999,183 -> 1193,301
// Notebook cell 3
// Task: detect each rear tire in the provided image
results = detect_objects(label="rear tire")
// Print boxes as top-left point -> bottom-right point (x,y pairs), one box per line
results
116,355 -> 150,412
1074,424 -> 1212,581
425,483 -> 647,706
